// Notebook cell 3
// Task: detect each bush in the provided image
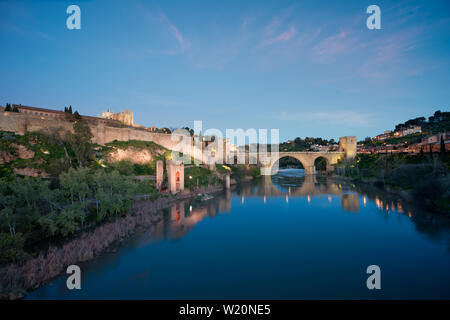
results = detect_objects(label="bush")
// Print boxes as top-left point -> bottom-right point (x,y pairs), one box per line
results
136,180 -> 159,200
133,163 -> 154,175
184,166 -> 219,190
108,160 -> 134,176
0,233 -> 28,264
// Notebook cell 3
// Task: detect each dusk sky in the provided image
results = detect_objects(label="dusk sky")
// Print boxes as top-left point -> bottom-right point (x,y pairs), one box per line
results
1,0 -> 449,142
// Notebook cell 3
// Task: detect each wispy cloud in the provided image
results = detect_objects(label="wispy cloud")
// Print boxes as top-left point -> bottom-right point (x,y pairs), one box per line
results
138,1 -> 190,55
159,12 -> 187,49
312,31 -> 356,62
260,26 -> 297,47
358,25 -> 425,79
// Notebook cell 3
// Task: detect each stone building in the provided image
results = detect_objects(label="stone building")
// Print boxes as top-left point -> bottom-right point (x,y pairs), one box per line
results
393,125 -> 422,137
100,109 -> 137,127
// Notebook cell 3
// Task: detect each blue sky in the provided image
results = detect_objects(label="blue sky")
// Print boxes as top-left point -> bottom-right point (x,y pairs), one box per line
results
0,0 -> 449,142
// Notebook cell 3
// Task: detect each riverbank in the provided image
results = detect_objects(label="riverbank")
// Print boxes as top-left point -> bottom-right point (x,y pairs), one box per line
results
330,172 -> 448,214
330,174 -> 414,201
332,153 -> 450,214
0,184 -> 227,300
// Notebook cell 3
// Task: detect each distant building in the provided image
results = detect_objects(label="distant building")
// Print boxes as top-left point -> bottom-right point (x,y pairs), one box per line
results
310,144 -> 330,152
373,133 -> 390,141
393,125 -> 421,137
421,132 -> 449,145
100,109 -> 143,127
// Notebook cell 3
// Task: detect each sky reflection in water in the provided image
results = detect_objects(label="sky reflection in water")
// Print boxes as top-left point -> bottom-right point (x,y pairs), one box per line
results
28,169 -> 450,299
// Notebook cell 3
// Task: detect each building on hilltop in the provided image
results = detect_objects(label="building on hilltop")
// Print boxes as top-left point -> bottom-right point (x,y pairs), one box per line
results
393,125 -> 421,137
100,109 -> 144,128
373,131 -> 392,141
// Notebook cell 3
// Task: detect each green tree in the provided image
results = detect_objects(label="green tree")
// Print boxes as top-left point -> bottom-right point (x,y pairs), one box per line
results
4,103 -> 11,112
73,110 -> 81,120
65,120 -> 93,167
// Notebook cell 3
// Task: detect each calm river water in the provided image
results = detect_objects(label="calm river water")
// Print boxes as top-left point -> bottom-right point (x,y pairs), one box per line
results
27,169 -> 450,299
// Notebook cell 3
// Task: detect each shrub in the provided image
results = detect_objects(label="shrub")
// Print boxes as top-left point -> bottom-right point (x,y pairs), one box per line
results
0,233 -> 28,264
108,160 -> 134,176
133,163 -> 154,175
136,180 -> 159,200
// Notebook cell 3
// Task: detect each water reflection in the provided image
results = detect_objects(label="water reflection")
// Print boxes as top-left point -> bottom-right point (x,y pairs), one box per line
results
237,170 -> 359,213
136,190 -> 233,245
143,169 -> 450,246
27,168 -> 450,299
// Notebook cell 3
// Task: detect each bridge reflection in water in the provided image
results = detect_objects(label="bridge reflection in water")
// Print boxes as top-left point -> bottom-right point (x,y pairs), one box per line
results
239,170 -> 360,213
140,169 -> 362,245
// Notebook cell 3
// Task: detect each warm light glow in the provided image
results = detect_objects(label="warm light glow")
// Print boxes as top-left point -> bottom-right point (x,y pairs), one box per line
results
307,195 -> 311,204
328,195 -> 332,203
96,160 -> 107,168
286,195 -> 289,204
189,205 -> 192,212
408,211 -> 412,218
189,175 -> 192,179
363,196 -> 367,207
222,165 -> 231,171
241,196 -> 245,204
375,197 -> 383,210
264,195 -> 266,204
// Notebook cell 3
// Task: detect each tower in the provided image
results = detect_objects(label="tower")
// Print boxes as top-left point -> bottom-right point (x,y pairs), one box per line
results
338,136 -> 357,159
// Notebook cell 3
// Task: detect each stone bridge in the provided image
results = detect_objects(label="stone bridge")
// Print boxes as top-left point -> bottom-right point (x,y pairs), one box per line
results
261,151 -> 345,175
260,136 -> 357,175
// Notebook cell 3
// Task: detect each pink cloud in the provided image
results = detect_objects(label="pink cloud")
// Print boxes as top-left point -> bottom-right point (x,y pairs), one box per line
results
312,31 -> 355,62
260,26 -> 297,47
159,13 -> 187,49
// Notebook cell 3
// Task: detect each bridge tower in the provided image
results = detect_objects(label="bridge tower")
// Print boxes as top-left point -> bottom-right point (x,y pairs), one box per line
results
338,136 -> 357,159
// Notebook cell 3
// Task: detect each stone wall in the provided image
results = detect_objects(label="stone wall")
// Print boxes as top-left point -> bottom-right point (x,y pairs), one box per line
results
0,111 -> 185,150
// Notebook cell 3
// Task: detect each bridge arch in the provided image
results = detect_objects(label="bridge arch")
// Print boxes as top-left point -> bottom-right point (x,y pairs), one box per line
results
263,152 -> 345,176
314,156 -> 329,172
271,155 -> 305,174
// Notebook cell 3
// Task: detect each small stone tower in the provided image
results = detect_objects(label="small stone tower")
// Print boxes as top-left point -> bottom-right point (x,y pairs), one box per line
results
338,136 -> 357,159
166,160 -> 184,194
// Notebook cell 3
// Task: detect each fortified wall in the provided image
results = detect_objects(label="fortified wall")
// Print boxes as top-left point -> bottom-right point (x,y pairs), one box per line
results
0,111 -> 184,150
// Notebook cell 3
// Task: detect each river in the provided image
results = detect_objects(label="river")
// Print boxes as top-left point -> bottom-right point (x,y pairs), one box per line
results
27,169 -> 450,299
